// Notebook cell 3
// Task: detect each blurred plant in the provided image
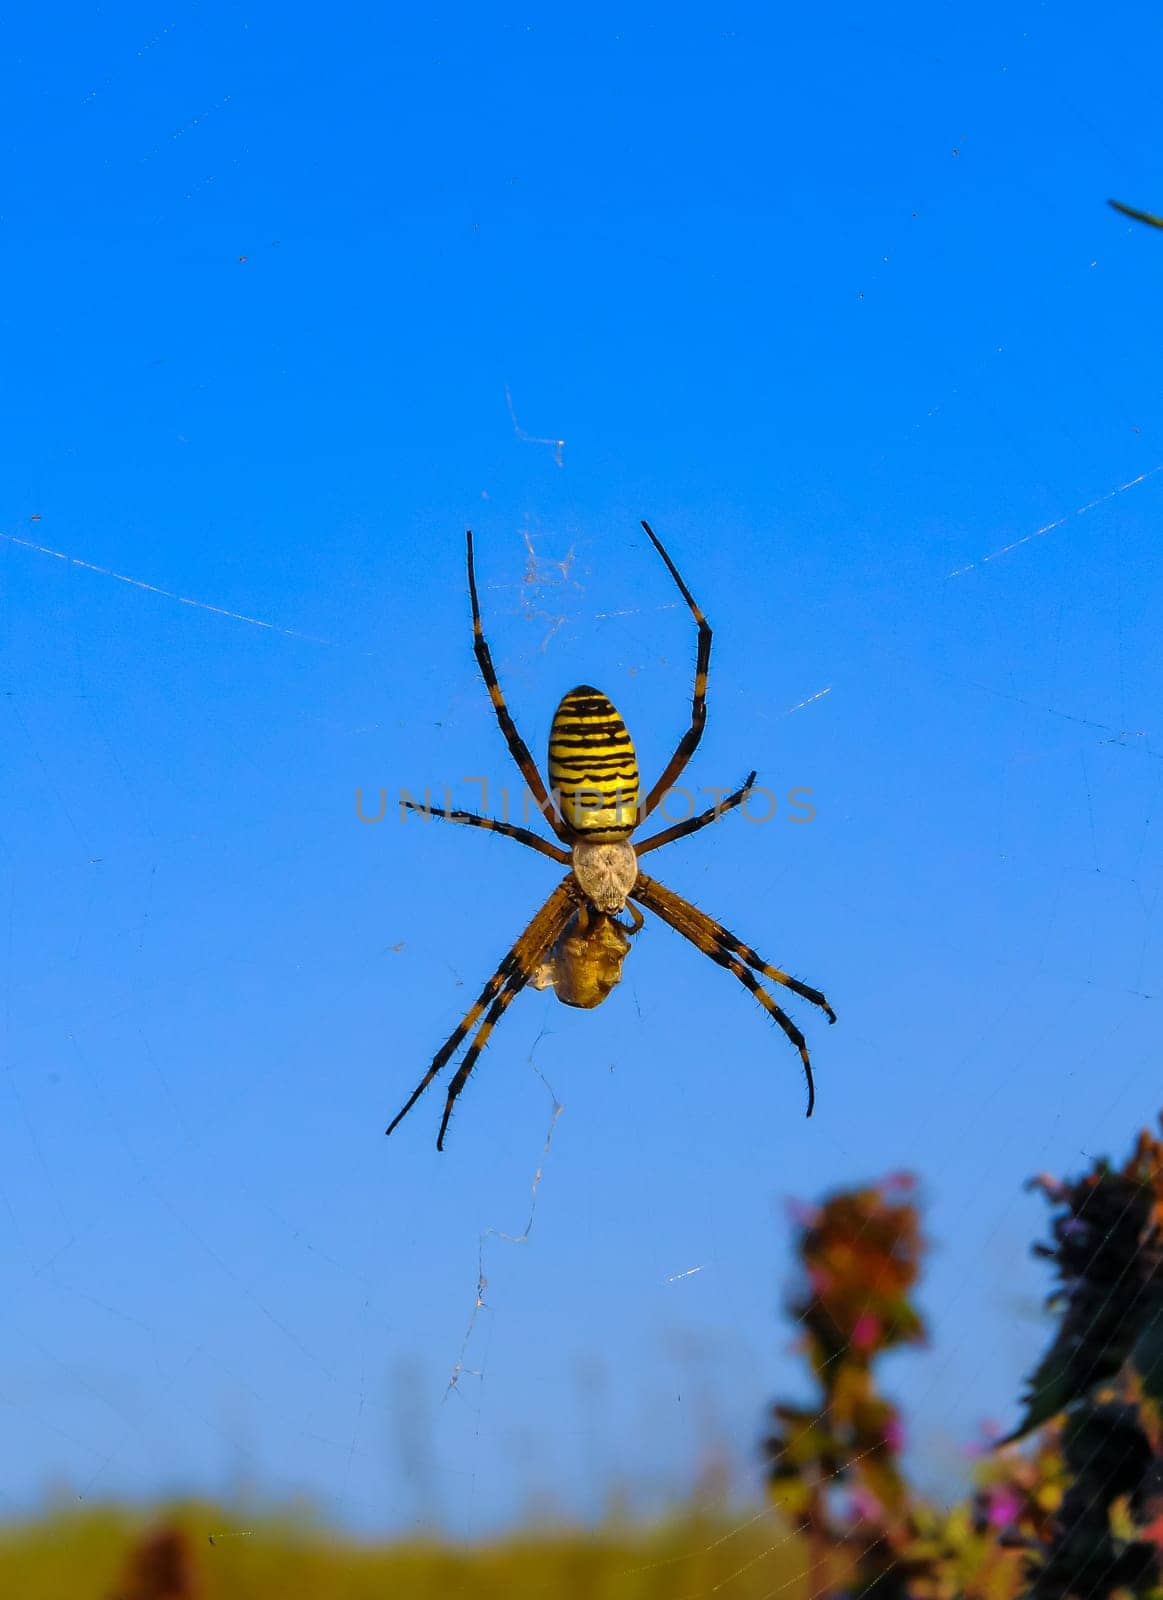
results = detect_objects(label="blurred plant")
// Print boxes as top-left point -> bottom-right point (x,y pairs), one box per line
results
0,1498 -> 825,1600
763,1173 -> 934,1600
107,1522 -> 199,1600
4,1125 -> 1161,1600
1001,1122 -> 1163,1600
764,1117 -> 1163,1600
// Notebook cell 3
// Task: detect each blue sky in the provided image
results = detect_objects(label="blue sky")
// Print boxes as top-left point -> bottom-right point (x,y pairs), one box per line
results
2,0 -> 1162,1539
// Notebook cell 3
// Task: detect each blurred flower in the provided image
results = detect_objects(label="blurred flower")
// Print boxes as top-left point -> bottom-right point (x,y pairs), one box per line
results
849,1485 -> 884,1524
985,1487 -> 1023,1529
852,1313 -> 880,1351
882,1172 -> 916,1194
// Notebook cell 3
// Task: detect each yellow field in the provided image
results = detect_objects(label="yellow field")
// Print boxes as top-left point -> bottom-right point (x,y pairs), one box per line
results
0,1500 -> 818,1600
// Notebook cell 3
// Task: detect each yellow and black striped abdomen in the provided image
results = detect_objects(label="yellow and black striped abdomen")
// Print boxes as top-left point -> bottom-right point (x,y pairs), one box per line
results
548,685 -> 640,838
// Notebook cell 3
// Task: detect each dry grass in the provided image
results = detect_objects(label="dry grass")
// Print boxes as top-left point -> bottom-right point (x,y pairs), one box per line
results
0,1499 -> 816,1600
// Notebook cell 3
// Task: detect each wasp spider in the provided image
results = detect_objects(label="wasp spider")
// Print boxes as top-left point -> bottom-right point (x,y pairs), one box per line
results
387,522 -> 835,1149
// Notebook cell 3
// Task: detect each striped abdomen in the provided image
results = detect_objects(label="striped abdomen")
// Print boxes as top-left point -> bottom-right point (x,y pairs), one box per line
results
548,685 -> 639,838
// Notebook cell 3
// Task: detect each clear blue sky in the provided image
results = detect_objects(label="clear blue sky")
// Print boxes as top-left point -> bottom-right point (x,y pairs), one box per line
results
2,0 -> 1162,1540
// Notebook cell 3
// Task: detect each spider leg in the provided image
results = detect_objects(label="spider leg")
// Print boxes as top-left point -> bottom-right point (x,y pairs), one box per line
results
632,871 -> 835,1021
725,956 -> 816,1117
435,966 -> 529,1150
440,898 -> 646,1144
401,799 -> 570,863
466,530 -> 569,840
386,876 -> 579,1143
637,520 -> 713,823
631,871 -> 834,1116
634,771 -> 757,857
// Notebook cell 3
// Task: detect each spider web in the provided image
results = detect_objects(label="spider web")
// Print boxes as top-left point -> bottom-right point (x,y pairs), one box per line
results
1,5 -> 1162,1594
3,462 -> 1158,1547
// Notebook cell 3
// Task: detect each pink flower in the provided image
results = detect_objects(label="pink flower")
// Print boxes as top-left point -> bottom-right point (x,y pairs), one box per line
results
851,1313 -> 880,1351
849,1485 -> 883,1524
883,1415 -> 905,1451
987,1488 -> 1023,1529
1027,1174 -> 1067,1201
882,1171 -> 916,1194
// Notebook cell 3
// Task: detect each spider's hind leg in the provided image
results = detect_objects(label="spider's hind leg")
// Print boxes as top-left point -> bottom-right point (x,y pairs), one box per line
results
434,969 -> 528,1149
630,870 -> 834,1117
386,875 -> 580,1147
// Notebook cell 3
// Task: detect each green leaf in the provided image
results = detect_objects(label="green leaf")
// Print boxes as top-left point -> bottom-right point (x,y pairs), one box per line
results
1000,1338 -> 1086,1443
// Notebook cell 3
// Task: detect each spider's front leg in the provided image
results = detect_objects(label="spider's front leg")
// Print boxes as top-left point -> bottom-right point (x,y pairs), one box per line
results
465,530 -> 571,842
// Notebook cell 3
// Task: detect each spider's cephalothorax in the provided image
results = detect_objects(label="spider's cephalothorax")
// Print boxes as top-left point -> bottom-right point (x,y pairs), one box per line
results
386,521 -> 836,1150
